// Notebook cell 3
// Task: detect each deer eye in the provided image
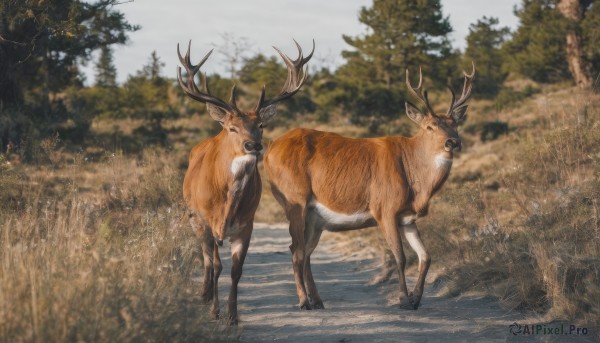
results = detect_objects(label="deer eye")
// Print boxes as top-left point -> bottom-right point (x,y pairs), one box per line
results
426,125 -> 434,131
229,127 -> 238,133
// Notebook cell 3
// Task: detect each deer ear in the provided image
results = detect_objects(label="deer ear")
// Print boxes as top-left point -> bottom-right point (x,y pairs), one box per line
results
405,101 -> 426,125
450,104 -> 468,123
206,103 -> 228,124
258,105 -> 277,125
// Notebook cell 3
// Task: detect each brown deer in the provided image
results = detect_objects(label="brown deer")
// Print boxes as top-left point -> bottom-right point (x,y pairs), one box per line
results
178,40 -> 313,324
264,65 -> 475,310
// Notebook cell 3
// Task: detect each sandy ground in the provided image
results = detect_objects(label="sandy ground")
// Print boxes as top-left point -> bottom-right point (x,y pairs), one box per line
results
204,223 -> 594,343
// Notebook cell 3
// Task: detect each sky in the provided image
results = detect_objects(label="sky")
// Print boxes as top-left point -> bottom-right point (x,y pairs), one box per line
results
85,0 -> 521,84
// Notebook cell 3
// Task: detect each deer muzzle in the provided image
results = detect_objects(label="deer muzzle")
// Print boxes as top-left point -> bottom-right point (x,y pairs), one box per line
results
444,138 -> 462,152
243,141 -> 263,155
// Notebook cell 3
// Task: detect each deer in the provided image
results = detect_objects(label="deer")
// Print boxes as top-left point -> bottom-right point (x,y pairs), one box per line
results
177,40 -> 313,324
264,64 -> 475,311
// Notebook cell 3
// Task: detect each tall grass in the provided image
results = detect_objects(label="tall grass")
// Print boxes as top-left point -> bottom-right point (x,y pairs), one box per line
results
0,144 -> 230,342
417,88 -> 599,332
341,87 -> 599,334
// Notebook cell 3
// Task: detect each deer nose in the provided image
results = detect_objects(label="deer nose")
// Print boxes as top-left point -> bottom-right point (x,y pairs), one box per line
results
445,138 -> 461,152
243,141 -> 263,154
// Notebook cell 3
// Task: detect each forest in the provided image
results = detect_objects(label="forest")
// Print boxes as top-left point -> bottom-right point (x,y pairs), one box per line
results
0,0 -> 598,341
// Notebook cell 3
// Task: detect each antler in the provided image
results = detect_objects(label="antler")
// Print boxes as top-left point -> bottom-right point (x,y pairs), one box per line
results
406,67 -> 436,116
177,41 -> 240,115
446,62 -> 476,122
255,39 -> 314,111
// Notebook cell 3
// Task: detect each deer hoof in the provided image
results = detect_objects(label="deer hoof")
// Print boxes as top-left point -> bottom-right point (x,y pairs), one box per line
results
399,296 -> 416,310
227,316 -> 239,326
409,292 -> 422,310
201,292 -> 213,303
211,308 -> 220,320
311,300 -> 325,310
299,301 -> 312,310
201,285 -> 213,303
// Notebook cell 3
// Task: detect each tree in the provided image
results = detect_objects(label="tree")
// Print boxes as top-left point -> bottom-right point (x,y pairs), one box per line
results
557,0 -> 594,87
342,0 -> 453,88
122,51 -> 176,142
141,50 -> 164,81
95,46 -> 117,87
503,0 -> 570,83
581,1 -> 600,78
212,32 -> 253,80
337,0 -> 455,133
0,0 -> 138,108
0,0 -> 138,148
238,53 -> 315,118
239,54 -> 286,95
464,17 -> 511,98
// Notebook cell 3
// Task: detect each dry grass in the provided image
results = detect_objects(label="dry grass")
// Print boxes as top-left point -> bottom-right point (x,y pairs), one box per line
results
0,141 -> 233,342
327,85 -> 599,334
1,82 -> 598,340
418,87 -> 600,332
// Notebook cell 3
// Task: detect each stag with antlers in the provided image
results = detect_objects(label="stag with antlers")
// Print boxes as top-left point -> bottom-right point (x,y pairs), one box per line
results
264,64 -> 475,310
178,40 -> 313,324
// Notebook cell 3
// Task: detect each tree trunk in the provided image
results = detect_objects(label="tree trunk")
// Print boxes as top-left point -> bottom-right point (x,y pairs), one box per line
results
557,0 -> 592,88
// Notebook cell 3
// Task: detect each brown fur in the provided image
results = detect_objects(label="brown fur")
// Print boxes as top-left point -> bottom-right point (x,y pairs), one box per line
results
178,39 -> 313,324
184,112 -> 262,324
264,110 -> 466,311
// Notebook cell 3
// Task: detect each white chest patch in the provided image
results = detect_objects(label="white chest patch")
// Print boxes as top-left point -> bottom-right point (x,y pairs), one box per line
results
434,154 -> 453,170
312,201 -> 372,227
230,155 -> 257,177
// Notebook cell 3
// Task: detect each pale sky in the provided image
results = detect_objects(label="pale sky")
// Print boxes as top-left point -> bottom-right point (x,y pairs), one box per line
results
84,0 -> 521,84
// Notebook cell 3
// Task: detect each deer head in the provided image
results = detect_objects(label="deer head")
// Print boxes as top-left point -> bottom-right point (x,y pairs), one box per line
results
405,63 -> 475,155
177,40 -> 314,156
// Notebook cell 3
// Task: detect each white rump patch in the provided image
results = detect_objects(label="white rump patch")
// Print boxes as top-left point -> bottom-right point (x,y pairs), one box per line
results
313,202 -> 372,227
434,153 -> 453,170
230,155 -> 257,177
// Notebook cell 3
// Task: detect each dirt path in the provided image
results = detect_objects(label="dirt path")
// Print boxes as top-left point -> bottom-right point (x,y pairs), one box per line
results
211,223 -> 527,342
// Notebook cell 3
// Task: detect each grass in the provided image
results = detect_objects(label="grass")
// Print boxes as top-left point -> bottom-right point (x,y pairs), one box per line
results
0,139 -> 233,342
326,84 -> 599,336
1,82 -> 598,340
410,86 -> 600,333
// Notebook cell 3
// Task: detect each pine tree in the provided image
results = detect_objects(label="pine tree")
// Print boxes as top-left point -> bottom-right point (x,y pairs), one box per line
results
95,46 -> 117,87
0,0 -> 138,147
502,0 -> 570,83
341,0 -> 453,88
142,50 -> 165,81
122,51 -> 176,141
337,0 -> 454,133
464,17 -> 510,98
0,0 -> 139,108
582,1 -> 600,77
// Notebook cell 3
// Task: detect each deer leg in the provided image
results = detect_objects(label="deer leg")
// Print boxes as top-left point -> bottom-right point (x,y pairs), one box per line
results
288,204 -> 311,310
401,223 -> 430,309
193,218 -> 214,303
227,230 -> 251,325
211,242 -> 222,319
379,217 -> 414,310
303,221 -> 324,309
